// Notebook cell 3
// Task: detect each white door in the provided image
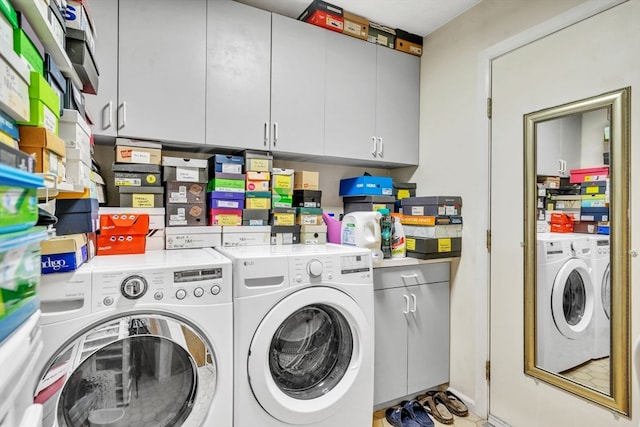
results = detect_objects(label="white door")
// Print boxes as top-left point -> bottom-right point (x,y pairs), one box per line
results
490,2 -> 639,426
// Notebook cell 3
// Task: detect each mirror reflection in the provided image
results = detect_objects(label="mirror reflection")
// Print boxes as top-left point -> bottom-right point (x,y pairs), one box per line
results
524,87 -> 630,416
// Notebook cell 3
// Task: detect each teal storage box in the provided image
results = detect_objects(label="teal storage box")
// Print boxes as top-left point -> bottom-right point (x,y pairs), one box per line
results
339,176 -> 393,196
0,227 -> 47,342
0,163 -> 42,235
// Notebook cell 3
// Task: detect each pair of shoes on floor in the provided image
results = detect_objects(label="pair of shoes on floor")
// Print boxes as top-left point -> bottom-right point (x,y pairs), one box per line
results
385,400 -> 434,427
416,389 -> 469,424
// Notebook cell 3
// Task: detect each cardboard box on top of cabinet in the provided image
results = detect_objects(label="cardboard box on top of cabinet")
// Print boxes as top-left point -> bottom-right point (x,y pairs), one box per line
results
368,22 -> 395,49
298,0 -> 344,33
18,126 -> 66,182
115,138 -> 162,165
40,233 -> 87,274
342,11 -> 368,40
395,29 -> 423,57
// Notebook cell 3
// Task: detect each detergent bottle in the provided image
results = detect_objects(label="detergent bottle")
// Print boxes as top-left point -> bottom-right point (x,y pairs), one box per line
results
377,208 -> 393,259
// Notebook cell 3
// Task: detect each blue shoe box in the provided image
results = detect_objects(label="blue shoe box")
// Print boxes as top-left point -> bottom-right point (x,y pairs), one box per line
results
55,198 -> 99,235
339,176 -> 393,196
40,233 -> 87,274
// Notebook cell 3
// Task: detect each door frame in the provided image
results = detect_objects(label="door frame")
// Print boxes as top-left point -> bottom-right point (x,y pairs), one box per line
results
474,0 -> 627,422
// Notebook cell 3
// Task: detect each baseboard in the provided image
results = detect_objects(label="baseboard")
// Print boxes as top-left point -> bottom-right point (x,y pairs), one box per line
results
487,414 -> 512,427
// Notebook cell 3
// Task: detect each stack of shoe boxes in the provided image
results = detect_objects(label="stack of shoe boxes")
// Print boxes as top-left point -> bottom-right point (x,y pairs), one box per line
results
571,167 -> 610,235
207,154 -> 245,226
293,171 -> 326,244
399,196 -> 463,259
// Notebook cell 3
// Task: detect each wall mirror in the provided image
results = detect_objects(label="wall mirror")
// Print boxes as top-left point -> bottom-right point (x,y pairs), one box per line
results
523,88 -> 630,415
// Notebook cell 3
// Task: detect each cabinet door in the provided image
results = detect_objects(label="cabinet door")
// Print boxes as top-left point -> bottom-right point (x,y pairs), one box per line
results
375,47 -> 420,165
270,14 -> 325,155
324,31 -> 376,162
406,281 -> 449,394
206,0 -> 271,150
118,0 -> 206,144
374,287 -> 409,406
83,0 -> 118,139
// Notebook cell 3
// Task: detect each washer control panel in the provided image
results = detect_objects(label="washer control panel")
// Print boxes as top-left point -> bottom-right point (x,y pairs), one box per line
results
291,253 -> 372,285
93,264 -> 231,309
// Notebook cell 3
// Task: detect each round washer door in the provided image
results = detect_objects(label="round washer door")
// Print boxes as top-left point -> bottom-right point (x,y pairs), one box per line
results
551,258 -> 594,339
247,286 -> 368,425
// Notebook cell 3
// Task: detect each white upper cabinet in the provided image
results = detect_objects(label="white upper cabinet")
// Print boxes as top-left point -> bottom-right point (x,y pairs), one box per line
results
374,47 -> 420,165
324,32 -> 420,166
270,14 -> 326,156
324,30 -> 377,162
206,0 -> 271,151
85,0 -> 207,145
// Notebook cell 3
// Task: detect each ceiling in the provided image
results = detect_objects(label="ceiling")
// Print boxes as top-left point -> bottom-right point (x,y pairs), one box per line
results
235,0 -> 481,37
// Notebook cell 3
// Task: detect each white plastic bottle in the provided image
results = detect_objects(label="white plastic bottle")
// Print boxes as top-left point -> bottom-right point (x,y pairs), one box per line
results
391,215 -> 406,258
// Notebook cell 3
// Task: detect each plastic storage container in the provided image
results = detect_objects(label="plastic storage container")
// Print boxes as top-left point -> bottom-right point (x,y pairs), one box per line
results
0,163 -> 43,235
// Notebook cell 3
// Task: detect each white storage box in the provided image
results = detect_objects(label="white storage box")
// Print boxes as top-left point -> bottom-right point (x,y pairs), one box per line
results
221,226 -> 271,247
0,41 -> 30,121
165,226 -> 222,250
146,229 -> 165,251
65,158 -> 91,187
59,109 -> 91,149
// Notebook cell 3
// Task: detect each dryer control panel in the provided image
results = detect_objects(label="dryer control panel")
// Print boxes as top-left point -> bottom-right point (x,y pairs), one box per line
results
92,264 -> 231,310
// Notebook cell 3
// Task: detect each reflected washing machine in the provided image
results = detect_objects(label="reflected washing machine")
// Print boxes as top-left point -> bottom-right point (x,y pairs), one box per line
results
536,234 -> 595,373
33,249 -> 233,427
587,235 -> 610,359
216,244 -> 374,427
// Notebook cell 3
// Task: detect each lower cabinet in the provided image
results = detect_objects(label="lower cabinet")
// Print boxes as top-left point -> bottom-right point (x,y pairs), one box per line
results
373,262 -> 450,406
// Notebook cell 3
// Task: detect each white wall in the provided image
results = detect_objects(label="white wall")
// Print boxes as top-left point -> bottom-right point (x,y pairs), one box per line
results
390,0 -> 590,414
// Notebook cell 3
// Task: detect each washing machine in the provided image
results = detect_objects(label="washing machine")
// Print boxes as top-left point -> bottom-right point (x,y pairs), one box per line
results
217,244 -> 374,427
587,235 -> 610,359
536,233 -> 595,373
33,248 -> 233,427
0,311 -> 44,427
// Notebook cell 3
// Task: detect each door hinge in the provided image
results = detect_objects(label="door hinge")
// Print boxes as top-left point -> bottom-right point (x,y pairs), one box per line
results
486,97 -> 492,119
486,229 -> 491,252
485,360 -> 491,382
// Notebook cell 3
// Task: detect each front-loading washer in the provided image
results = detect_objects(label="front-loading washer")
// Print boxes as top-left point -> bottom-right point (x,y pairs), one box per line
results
33,248 -> 233,427
536,234 -> 595,373
587,235 -> 610,359
216,244 -> 374,427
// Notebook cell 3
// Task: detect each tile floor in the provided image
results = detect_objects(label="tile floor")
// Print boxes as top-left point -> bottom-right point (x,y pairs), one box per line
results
562,356 -> 610,394
372,408 -> 490,427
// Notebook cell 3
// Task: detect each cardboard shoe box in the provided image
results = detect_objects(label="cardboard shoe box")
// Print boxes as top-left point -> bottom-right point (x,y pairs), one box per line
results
395,29 -> 423,56
59,108 -> 91,150
65,27 -> 99,95
296,207 -> 323,225
272,168 -> 294,196
342,12 -> 368,40
162,156 -> 208,182
244,150 -> 272,172
401,196 -> 463,216
115,138 -> 162,165
293,171 -> 319,190
242,209 -> 269,226
293,190 -> 322,208
165,181 -> 206,204
99,207 -> 165,230
55,198 -> 99,235
339,176 -> 393,196
271,207 -> 296,226
208,191 -> 245,210
222,225 -> 271,247
119,186 -> 164,208
298,0 -> 344,33
0,40 -> 30,121
167,204 -> 206,226
113,163 -> 161,187
300,224 -> 327,244
343,195 -> 395,214
271,225 -> 300,245
207,172 -> 245,193
40,233 -> 87,274
165,225 -> 221,250
19,72 -> 61,134
246,171 -> 270,191
209,208 -> 242,226
18,126 -> 66,182
368,22 -> 395,49
245,191 -> 272,210
210,154 -> 243,174
406,236 -> 462,259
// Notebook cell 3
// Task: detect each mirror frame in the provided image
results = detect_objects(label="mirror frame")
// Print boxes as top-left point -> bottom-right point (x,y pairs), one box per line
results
523,87 -> 630,416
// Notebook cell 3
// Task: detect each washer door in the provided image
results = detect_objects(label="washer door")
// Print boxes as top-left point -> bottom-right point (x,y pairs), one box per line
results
551,258 -> 594,339
35,314 -> 218,427
248,286 -> 367,425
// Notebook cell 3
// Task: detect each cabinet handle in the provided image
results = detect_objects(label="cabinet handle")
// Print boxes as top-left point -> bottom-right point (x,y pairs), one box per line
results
371,137 -> 377,157
402,294 -> 410,315
117,102 -> 127,130
401,273 -> 419,286
263,122 -> 269,146
273,122 -> 278,146
410,293 -> 417,313
377,137 -> 383,157
102,101 -> 113,130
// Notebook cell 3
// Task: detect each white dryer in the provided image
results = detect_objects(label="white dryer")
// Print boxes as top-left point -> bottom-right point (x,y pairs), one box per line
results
33,249 -> 233,427
536,234 -> 595,373
0,311 -> 44,427
216,244 -> 374,427
587,235 -> 610,359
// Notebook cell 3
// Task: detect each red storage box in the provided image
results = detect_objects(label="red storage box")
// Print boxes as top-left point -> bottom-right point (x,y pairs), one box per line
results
569,166 -> 609,184
550,222 -> 574,233
298,0 -> 343,32
97,235 -> 146,255
99,213 -> 150,235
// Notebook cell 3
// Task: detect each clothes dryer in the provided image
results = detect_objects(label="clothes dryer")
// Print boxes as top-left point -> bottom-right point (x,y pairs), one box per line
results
217,244 -> 374,427
587,235 -> 610,359
33,249 -> 233,427
536,234 -> 595,373
0,311 -> 44,427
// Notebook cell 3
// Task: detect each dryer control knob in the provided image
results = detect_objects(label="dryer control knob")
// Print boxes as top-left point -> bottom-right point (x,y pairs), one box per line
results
176,289 -> 187,300
103,296 -> 114,306
121,275 -> 148,300
194,287 -> 204,298
154,292 -> 164,301
307,259 -> 323,278
210,285 -> 221,295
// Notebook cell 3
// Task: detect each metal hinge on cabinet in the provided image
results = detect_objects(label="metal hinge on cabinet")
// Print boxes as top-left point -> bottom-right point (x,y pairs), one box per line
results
486,229 -> 491,252
486,360 -> 491,382
487,97 -> 492,119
